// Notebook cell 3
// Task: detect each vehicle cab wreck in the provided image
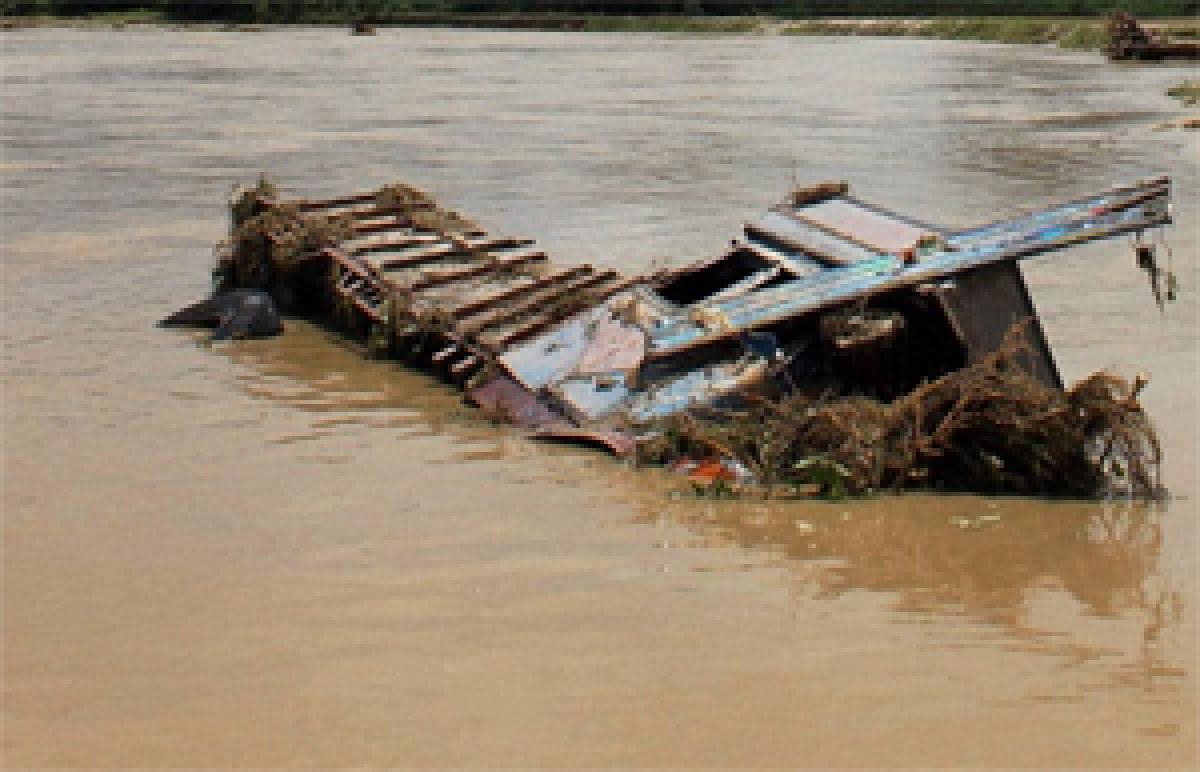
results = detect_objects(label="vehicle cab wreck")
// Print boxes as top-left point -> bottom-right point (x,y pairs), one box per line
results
182,175 -> 1175,497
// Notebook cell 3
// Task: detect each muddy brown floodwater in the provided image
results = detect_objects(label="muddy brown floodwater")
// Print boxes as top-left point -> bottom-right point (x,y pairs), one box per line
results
2,26 -> 1197,769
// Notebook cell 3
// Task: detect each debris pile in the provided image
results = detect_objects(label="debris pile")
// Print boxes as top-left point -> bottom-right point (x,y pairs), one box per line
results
1106,11 -> 1200,61
170,174 -> 1175,499
636,323 -> 1161,498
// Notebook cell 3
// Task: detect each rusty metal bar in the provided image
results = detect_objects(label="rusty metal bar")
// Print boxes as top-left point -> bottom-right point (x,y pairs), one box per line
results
485,275 -> 635,349
457,269 -> 614,336
449,266 -> 592,320
352,217 -> 415,235
407,250 -> 548,293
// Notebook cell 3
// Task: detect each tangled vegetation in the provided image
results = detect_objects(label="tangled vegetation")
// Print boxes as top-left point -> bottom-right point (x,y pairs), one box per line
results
6,1 -> 1198,28
638,323 -> 1161,499
224,182 -> 355,286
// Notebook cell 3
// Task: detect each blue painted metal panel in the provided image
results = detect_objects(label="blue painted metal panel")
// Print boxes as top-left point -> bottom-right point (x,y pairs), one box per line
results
498,307 -> 605,391
646,184 -> 1168,359
498,179 -> 1170,427
552,376 -> 632,421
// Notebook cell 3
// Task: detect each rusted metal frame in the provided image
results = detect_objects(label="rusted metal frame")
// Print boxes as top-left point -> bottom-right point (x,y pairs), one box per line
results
296,195 -> 434,214
645,212 -> 1169,362
947,179 -> 1169,240
736,239 -> 824,277
652,252 -> 731,286
742,221 -> 856,267
933,262 -> 1063,389
294,191 -> 379,211
364,234 -> 529,258
325,246 -> 373,278
457,269 -> 614,336
399,251 -> 548,296
352,236 -> 448,259
449,266 -> 593,320
486,276 -> 636,349
326,247 -> 389,308
840,195 -> 944,234
704,265 -> 782,304
1073,185 -> 1169,220
363,237 -> 535,269
330,268 -> 388,322
431,344 -> 462,365
315,204 -> 407,221
781,207 -> 899,255
407,250 -> 547,293
1009,184 -> 1167,235
449,355 -> 481,380
352,216 -> 416,235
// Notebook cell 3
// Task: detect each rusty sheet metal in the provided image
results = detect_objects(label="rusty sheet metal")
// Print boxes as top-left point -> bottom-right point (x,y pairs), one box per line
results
497,307 -> 608,391
625,358 -> 771,421
935,261 -> 1062,388
645,179 -> 1171,359
467,375 -> 568,428
570,314 -> 646,377
747,212 -> 880,267
793,198 -> 936,255
237,176 -> 1172,442
450,267 -> 588,319
459,270 -> 613,335
735,241 -> 825,279
551,375 -> 632,422
532,426 -> 636,456
703,265 -> 782,304
483,275 -> 635,350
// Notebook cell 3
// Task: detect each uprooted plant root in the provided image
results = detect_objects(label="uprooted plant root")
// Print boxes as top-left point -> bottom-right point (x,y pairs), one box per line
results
637,323 -> 1162,499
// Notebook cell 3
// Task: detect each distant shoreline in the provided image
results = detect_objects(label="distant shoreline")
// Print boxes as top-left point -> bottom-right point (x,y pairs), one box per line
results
4,13 -> 1199,54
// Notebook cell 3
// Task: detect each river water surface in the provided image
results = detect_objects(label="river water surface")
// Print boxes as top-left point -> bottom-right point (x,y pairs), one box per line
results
2,26 -> 1197,768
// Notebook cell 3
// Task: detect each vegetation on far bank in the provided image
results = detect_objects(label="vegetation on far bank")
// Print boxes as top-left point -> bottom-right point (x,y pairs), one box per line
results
4,1 -> 1199,53
4,0 -> 1198,23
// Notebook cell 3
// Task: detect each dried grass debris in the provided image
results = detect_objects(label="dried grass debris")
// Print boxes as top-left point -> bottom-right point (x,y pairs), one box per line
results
637,322 -> 1162,499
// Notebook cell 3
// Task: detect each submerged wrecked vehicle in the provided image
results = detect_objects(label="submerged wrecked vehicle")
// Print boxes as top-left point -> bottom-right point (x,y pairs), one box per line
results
174,175 -> 1174,497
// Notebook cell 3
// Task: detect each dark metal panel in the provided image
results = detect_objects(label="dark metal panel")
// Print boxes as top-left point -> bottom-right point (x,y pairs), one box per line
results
467,375 -> 569,429
935,261 -> 1062,389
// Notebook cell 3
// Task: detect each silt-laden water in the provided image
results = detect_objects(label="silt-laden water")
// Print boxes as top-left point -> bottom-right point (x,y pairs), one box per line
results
2,26 -> 1197,767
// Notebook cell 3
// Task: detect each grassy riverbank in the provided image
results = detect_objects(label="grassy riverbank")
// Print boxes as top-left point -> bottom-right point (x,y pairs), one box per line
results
4,9 -> 1199,53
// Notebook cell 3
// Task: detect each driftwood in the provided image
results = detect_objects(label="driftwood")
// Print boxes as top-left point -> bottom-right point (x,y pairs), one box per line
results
1106,11 -> 1200,61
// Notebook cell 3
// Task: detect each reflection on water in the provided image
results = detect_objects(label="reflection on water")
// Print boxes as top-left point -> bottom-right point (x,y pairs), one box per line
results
2,25 -> 1196,768
645,497 -> 1157,617
221,314 -> 1193,717
221,319 -> 506,447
